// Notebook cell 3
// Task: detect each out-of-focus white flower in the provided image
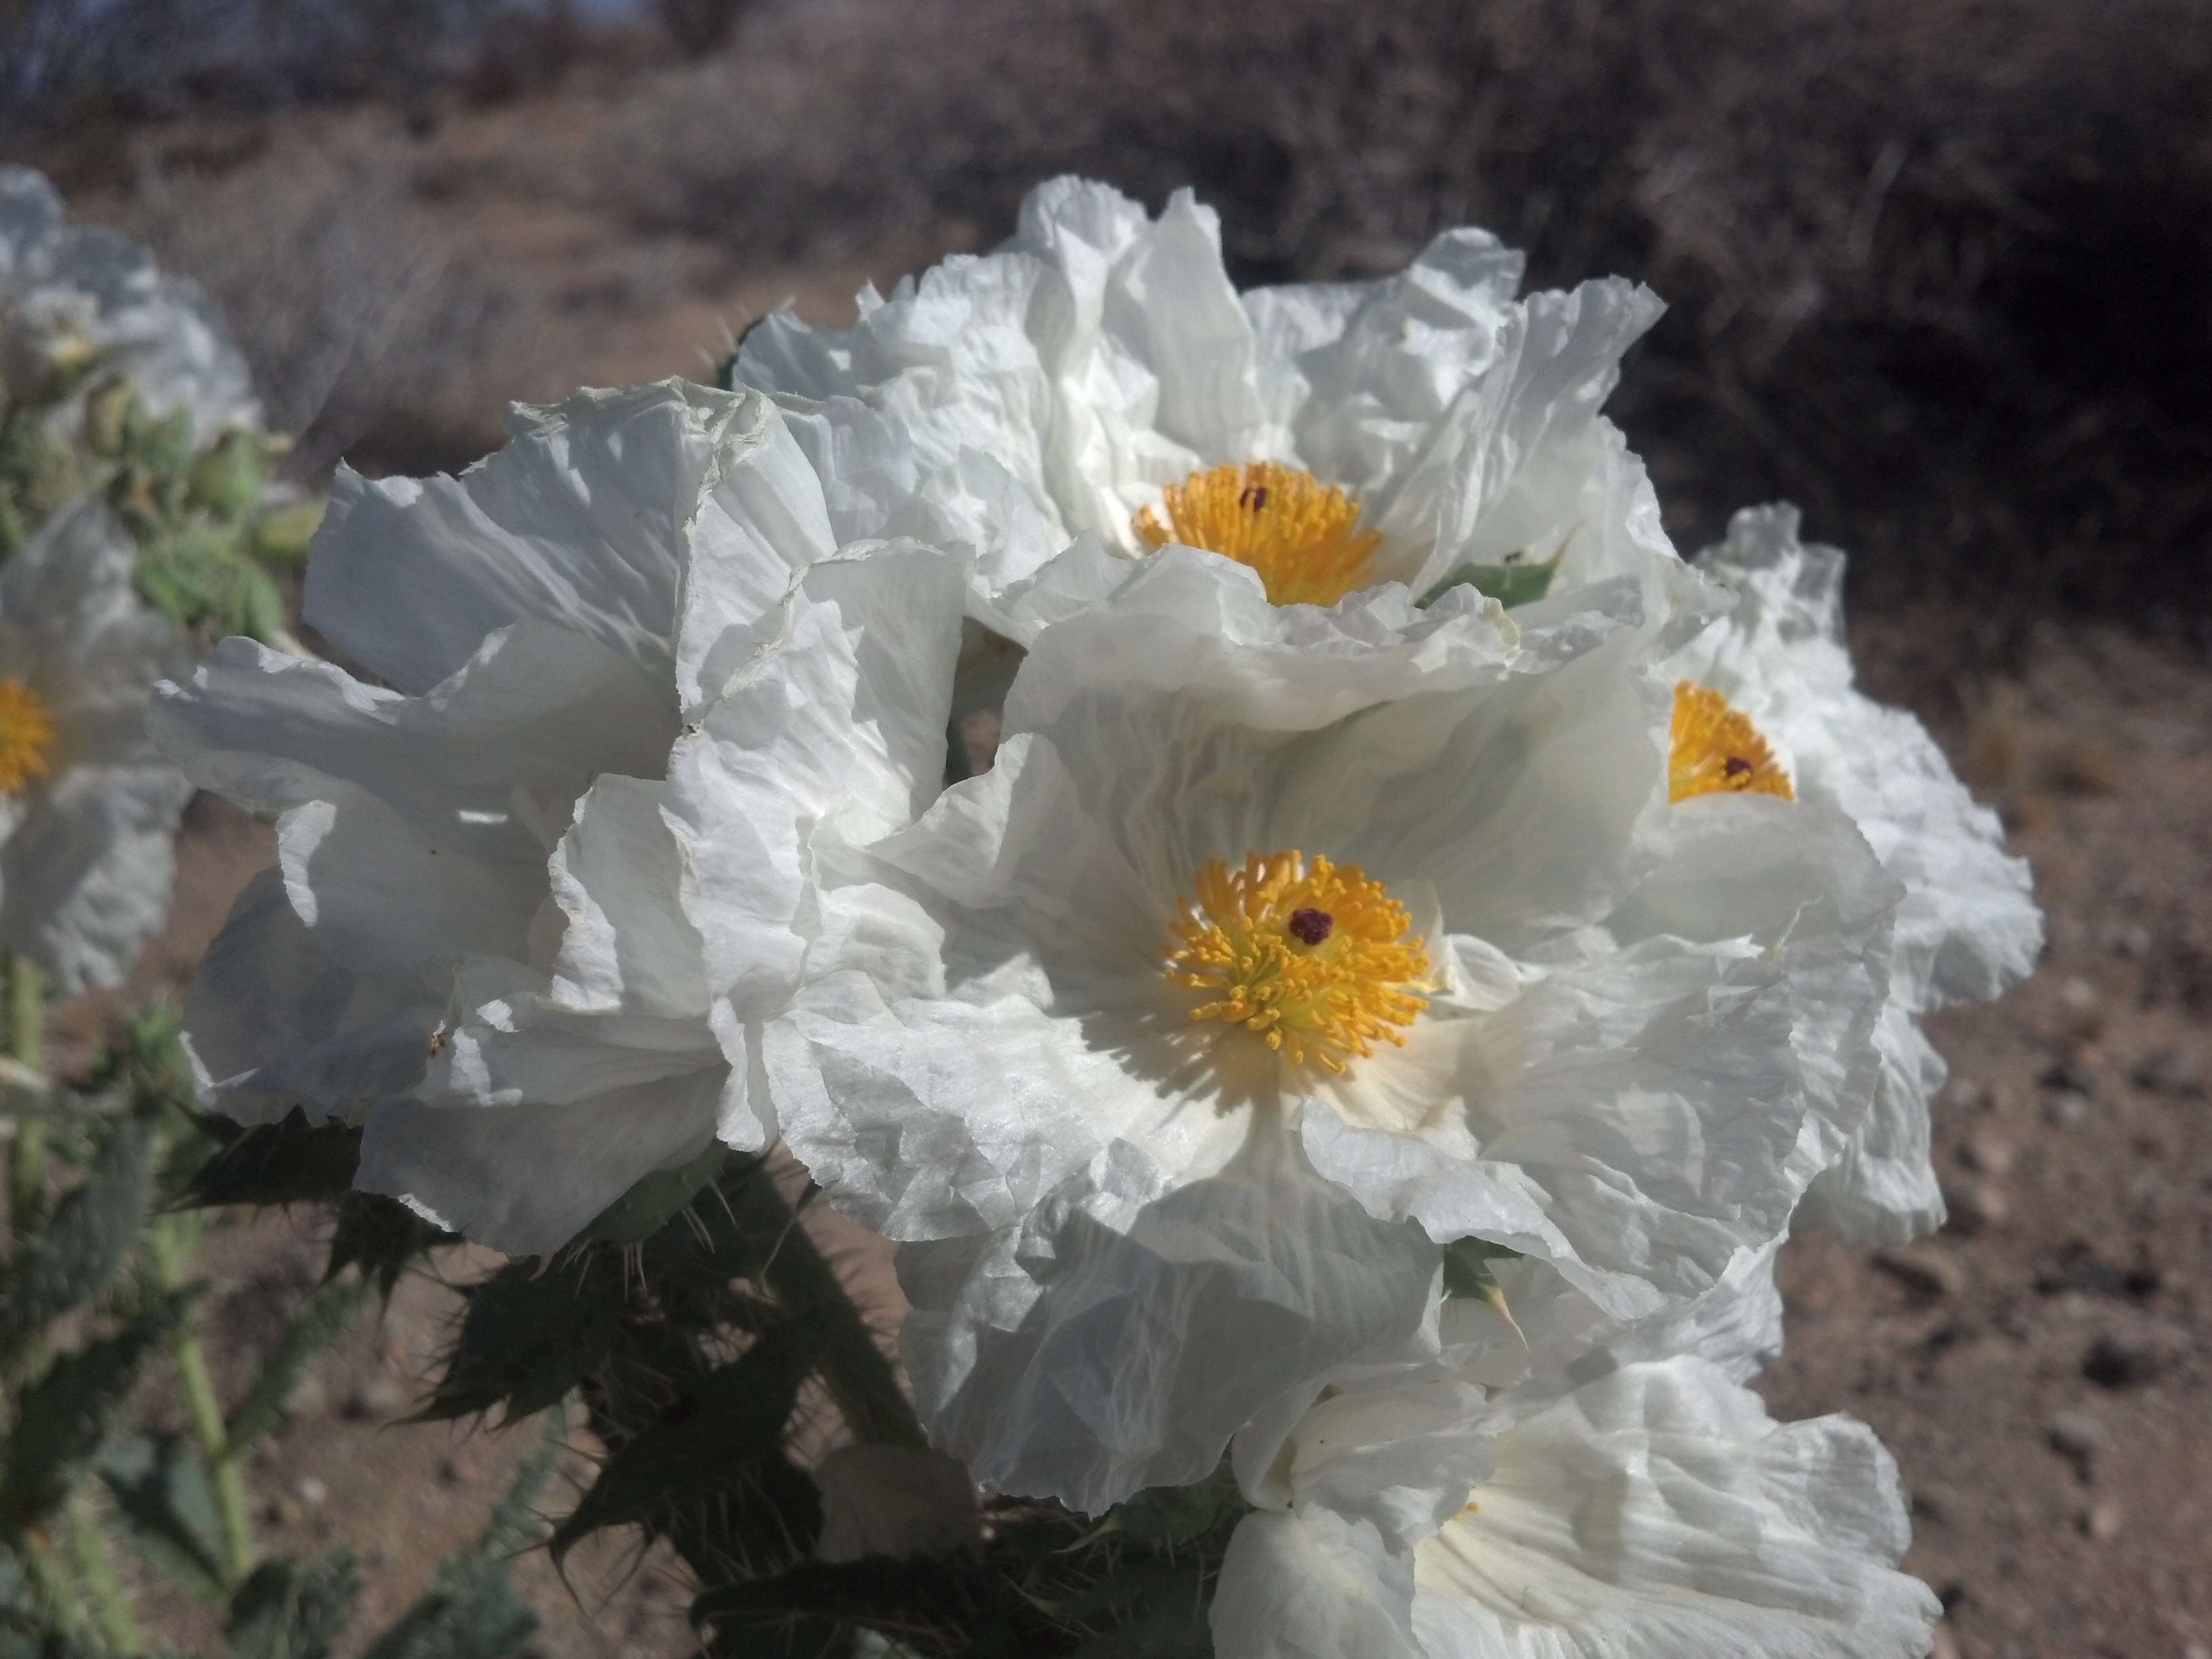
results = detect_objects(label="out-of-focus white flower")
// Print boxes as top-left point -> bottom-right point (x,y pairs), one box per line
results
0,167 -> 260,443
1213,1354 -> 1941,1659
157,381 -> 966,1254
0,499 -> 190,993
1665,506 -> 2043,1240
772,550 -> 1898,1509
733,177 -> 1706,652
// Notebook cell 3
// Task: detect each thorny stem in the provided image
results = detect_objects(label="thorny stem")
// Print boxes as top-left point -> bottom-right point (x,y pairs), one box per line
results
62,1494 -> 143,1654
148,1214 -> 256,1583
745,1164 -> 926,1450
7,951 -> 45,1236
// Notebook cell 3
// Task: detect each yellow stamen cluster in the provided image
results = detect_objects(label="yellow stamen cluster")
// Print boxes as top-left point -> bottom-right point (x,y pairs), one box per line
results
0,678 -> 57,796
1165,850 -> 1430,1073
1134,462 -> 1382,607
1668,681 -> 1793,802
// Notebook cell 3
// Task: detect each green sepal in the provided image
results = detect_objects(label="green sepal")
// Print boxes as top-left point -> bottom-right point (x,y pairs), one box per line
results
1416,549 -> 1563,610
325,1193 -> 449,1299
573,1141 -> 729,1247
186,434 -> 266,520
416,1259 -> 627,1426
249,499 -> 324,567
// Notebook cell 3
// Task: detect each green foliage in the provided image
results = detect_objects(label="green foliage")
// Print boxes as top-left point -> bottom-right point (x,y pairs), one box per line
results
418,1258 -> 628,1427
97,1433 -> 229,1603
574,1141 -> 729,1246
0,1115 -> 157,1368
224,1553 -> 361,1659
180,1115 -> 363,1211
552,1324 -> 819,1567
325,1193 -> 450,1298
0,1291 -> 192,1538
0,371 -> 315,646
1440,1235 -> 1521,1300
224,1279 -> 371,1452
1416,548 -> 1564,610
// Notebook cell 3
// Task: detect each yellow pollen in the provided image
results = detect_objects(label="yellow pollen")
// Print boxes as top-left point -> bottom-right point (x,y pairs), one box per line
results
1164,850 -> 1430,1074
0,678 -> 56,795
1134,462 -> 1382,607
1669,681 -> 1793,802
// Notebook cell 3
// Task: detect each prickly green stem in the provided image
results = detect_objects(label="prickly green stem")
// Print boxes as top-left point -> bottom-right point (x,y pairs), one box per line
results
147,1214 -> 256,1583
7,951 -> 45,1237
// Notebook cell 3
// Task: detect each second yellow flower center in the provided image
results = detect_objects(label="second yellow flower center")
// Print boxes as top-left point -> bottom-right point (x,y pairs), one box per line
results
1134,462 -> 1382,607
1668,681 -> 1793,802
1165,850 -> 1430,1074
0,678 -> 57,796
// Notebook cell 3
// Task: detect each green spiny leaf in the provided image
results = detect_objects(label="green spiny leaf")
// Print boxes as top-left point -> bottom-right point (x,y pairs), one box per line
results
417,1259 -> 623,1427
552,1326 -> 817,1566
96,1431 -> 227,1603
249,499 -> 324,567
180,1114 -> 362,1211
573,1141 -> 729,1247
326,1192 -> 449,1298
225,1276 -> 370,1450
0,1114 -> 157,1365
0,1290 -> 192,1536
186,435 -> 266,520
225,1553 -> 361,1659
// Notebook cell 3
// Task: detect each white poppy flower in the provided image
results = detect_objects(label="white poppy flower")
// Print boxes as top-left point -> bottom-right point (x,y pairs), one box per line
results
773,550 -> 1899,1509
733,177 -> 1708,652
0,499 -> 190,994
157,381 -> 967,1254
0,167 -> 260,443
1664,505 -> 2042,1240
1214,1355 -> 1940,1659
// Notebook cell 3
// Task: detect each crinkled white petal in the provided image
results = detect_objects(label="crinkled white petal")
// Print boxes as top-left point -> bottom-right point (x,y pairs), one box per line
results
895,1126 -> 1439,1514
1675,504 -> 2041,1011
735,177 -> 1687,642
1410,1360 -> 1940,1659
304,381 -> 786,696
1797,1002 -> 1947,1244
0,501 -> 190,994
1214,1509 -> 1426,1659
0,166 -> 260,442
356,1066 -> 722,1256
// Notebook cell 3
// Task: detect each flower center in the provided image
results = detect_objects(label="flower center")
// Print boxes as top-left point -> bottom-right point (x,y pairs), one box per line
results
1134,462 -> 1382,607
1668,681 -> 1793,802
0,678 -> 57,795
1164,850 -> 1430,1073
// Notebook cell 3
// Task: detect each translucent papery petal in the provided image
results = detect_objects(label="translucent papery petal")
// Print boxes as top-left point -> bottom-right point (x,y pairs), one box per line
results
1000,546 -> 1530,739
1681,504 -> 2041,1011
0,503 -> 190,995
895,1127 -> 1439,1514
545,773 -> 708,1020
769,734 -> 1187,1240
1607,794 -> 1904,1197
1214,1510 -> 1426,1659
1411,1359 -> 1940,1659
2,760 -> 191,996
184,869 -> 435,1120
772,394 -> 1077,625
155,621 -> 672,976
665,537 -> 966,1013
1245,226 -> 1524,482
356,1066 -> 723,1257
1303,932 -> 1805,1322
1797,1002 -> 1948,1244
1368,278 -> 1665,595
304,380 -> 776,695
1265,1373 -> 1496,1557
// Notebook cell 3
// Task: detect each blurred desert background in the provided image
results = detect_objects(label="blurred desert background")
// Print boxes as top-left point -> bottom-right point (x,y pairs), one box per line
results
5,1 -> 2211,1656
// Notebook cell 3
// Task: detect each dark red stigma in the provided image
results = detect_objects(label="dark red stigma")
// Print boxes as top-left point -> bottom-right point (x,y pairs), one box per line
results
1240,485 -> 1270,512
1723,756 -> 1754,779
1287,907 -> 1334,946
